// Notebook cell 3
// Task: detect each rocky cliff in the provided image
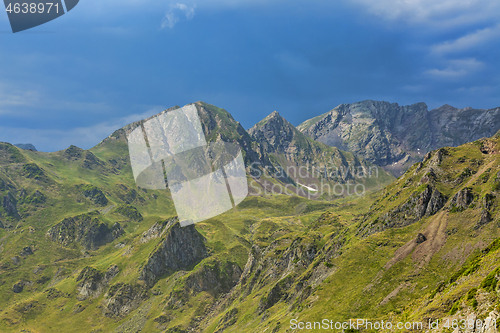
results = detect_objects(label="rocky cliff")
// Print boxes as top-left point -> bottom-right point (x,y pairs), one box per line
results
298,100 -> 500,176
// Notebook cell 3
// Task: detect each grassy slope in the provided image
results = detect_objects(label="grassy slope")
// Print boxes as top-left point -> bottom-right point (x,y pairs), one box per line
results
1,109 -> 498,333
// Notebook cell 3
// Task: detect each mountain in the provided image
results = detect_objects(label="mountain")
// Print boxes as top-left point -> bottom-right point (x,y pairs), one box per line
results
14,143 -> 37,151
248,110 -> 394,199
298,100 -> 500,176
96,102 -> 394,199
1,101 -> 500,332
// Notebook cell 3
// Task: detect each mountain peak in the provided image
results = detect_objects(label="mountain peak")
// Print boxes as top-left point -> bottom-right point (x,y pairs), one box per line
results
14,143 -> 37,151
248,111 -> 302,154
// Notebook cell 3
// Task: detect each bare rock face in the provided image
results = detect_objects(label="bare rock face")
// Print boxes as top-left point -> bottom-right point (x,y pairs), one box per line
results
185,261 -> 242,295
475,209 -> 493,229
139,218 -> 176,244
76,265 -> 119,300
416,233 -> 427,244
2,192 -> 19,218
248,111 -> 298,154
298,100 -> 500,175
450,187 -> 475,212
46,212 -> 124,250
12,281 -> 25,293
81,185 -> 108,207
14,143 -> 37,151
359,185 -> 446,236
139,221 -> 208,287
102,283 -> 149,318
166,260 -> 243,310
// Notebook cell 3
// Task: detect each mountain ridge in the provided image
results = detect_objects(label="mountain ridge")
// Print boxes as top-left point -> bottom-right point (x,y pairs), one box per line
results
298,100 -> 500,176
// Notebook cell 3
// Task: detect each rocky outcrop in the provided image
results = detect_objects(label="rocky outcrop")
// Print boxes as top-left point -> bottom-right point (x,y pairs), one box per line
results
2,192 -> 19,218
360,185 -> 446,236
298,100 -> 500,175
475,209 -> 493,229
450,187 -> 475,212
214,308 -> 238,333
257,274 -> 294,314
46,212 -> 124,250
76,265 -> 119,300
116,204 -> 143,222
166,260 -> 242,310
416,233 -> 427,244
248,111 -> 300,154
14,143 -> 37,151
139,221 -> 208,287
21,163 -> 48,181
82,152 -> 105,170
102,283 -> 149,318
81,185 -> 108,206
19,246 -> 34,257
140,218 -> 175,243
63,145 -> 85,160
12,281 -> 26,293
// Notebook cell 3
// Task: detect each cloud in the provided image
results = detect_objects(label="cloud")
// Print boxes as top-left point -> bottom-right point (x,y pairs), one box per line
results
161,3 -> 196,29
0,82 -> 42,115
0,107 -> 165,152
424,58 -> 484,79
431,24 -> 500,55
345,0 -> 500,27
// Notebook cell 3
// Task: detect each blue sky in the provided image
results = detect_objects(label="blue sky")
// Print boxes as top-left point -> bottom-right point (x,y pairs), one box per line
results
1,0 -> 500,151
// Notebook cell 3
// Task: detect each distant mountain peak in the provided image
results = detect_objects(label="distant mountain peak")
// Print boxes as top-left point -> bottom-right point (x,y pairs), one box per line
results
14,143 -> 37,151
298,100 -> 500,176
248,111 -> 298,153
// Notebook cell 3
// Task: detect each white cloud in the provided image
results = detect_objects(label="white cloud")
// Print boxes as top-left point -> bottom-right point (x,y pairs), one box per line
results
161,3 -> 196,29
0,107 -> 166,151
424,58 -> 484,79
345,0 -> 500,28
431,24 -> 500,55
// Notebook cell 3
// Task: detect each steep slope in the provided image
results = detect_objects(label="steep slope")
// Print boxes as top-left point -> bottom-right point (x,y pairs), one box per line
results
0,101 -> 388,332
3,102 -> 499,333
96,102 -> 393,199
248,111 -> 394,199
298,100 -> 500,176
191,133 -> 500,333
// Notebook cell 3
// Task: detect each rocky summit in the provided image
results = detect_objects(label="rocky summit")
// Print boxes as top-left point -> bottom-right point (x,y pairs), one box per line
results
298,100 -> 500,176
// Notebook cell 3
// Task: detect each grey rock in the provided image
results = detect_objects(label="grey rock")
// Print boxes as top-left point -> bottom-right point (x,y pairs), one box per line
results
139,220 -> 208,287
298,100 -> 500,175
140,218 -> 174,243
76,265 -> 120,300
475,209 -> 493,229
81,186 -> 108,207
102,283 -> 149,318
2,192 -> 19,218
46,212 -> 124,250
12,281 -> 25,293
20,246 -> 34,256
450,187 -> 475,211
359,185 -> 446,236
14,143 -> 37,151
416,233 -> 427,244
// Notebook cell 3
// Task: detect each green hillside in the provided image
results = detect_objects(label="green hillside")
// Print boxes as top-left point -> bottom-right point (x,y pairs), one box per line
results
1,103 -> 500,333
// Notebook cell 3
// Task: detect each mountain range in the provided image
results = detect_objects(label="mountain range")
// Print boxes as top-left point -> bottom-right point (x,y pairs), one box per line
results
0,100 -> 500,332
298,100 -> 500,176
